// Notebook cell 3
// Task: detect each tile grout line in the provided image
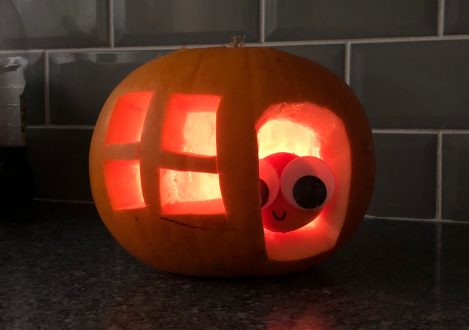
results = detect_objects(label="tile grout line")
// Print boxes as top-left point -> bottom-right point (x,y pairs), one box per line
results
436,132 -> 443,220
259,0 -> 266,43
435,218 -> 442,295
35,44 -> 212,54
108,0 -> 115,48
27,125 -> 95,130
33,198 -> 94,205
438,0 -> 446,37
250,34 -> 469,46
435,132 -> 443,295
365,215 -> 469,225
344,42 -> 351,85
43,51 -> 50,125
434,132 -> 444,295
0,49 -> 44,55
2,34 -> 469,55
372,128 -> 469,134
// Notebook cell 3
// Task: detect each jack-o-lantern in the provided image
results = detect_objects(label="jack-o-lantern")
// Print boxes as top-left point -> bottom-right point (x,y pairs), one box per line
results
89,47 -> 374,276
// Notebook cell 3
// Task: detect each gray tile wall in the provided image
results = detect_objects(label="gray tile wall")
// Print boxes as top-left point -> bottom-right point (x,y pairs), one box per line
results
0,0 -> 468,223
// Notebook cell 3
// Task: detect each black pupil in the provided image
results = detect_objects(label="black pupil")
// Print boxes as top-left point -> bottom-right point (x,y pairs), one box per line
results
293,175 -> 327,209
260,179 -> 269,207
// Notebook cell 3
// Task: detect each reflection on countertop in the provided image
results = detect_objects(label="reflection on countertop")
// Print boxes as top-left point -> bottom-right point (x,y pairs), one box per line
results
1,203 -> 468,329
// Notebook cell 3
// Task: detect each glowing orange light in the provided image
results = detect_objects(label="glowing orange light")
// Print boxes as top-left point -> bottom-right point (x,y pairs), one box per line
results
162,93 -> 221,156
183,112 -> 217,155
104,160 -> 146,210
106,92 -> 153,144
263,212 -> 339,261
257,118 -> 320,159
256,102 -> 346,261
159,168 -> 225,214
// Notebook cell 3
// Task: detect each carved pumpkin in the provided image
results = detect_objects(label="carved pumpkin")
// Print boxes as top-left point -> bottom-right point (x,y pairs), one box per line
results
89,47 -> 374,276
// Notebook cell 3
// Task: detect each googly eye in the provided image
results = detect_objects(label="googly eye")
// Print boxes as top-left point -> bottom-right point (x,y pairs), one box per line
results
280,156 -> 335,210
258,158 -> 280,208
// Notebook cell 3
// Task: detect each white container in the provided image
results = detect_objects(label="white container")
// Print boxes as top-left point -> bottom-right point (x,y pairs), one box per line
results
0,57 -> 27,147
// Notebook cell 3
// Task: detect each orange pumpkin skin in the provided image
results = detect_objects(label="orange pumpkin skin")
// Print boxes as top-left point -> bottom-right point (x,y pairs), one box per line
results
89,47 -> 374,276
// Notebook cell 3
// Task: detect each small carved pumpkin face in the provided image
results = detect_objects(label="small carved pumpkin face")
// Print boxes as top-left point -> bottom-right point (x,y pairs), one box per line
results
90,47 -> 375,276
260,152 -> 335,233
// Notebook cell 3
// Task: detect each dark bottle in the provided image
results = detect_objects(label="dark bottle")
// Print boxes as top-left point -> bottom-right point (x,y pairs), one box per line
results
0,57 -> 34,215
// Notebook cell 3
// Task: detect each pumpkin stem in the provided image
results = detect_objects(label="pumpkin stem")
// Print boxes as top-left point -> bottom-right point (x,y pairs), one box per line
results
226,35 -> 246,47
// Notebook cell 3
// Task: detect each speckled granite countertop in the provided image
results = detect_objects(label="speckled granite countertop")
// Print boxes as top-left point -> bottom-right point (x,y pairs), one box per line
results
1,204 -> 468,329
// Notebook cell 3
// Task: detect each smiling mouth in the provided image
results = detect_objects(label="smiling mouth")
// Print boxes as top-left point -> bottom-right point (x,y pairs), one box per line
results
272,210 -> 287,221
